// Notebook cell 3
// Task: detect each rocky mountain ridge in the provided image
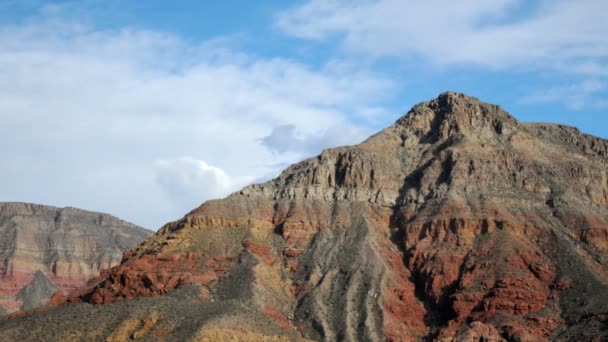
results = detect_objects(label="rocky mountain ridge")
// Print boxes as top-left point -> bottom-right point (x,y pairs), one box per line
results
0,92 -> 606,341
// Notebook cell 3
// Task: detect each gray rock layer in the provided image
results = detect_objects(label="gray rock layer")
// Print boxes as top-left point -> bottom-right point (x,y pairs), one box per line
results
16,271 -> 59,311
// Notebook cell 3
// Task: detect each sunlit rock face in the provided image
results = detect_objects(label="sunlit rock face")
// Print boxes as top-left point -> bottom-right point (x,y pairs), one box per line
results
0,202 -> 151,314
1,93 -> 607,341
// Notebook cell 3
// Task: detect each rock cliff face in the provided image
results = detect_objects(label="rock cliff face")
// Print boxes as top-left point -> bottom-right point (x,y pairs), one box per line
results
0,202 -> 152,314
1,93 -> 607,341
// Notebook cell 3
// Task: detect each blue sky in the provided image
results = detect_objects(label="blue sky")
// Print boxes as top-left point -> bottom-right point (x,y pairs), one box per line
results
0,0 -> 606,229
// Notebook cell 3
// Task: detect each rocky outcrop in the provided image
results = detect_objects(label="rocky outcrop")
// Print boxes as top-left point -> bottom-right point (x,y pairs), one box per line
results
1,92 -> 607,341
0,203 -> 152,314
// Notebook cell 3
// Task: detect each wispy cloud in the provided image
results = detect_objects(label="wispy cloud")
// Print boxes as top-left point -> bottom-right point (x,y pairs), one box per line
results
520,80 -> 606,111
0,13 -> 394,228
277,0 -> 608,71
2,0 -> 606,229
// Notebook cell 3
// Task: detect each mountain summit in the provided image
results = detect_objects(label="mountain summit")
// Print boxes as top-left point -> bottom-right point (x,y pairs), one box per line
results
1,93 -> 607,341
395,91 -> 519,139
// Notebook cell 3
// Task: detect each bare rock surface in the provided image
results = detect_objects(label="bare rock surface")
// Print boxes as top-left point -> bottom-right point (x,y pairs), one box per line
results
15,271 -> 58,311
0,202 -> 152,314
1,92 -> 607,341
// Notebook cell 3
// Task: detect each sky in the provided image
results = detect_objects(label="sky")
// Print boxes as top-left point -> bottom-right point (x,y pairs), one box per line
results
0,0 -> 607,230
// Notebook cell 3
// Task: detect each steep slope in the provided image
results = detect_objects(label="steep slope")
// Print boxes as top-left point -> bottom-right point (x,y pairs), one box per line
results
1,93 -> 607,341
0,202 -> 152,314
15,271 -> 58,311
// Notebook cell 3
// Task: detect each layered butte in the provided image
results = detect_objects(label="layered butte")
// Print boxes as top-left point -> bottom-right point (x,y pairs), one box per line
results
0,202 -> 152,314
1,93 -> 607,341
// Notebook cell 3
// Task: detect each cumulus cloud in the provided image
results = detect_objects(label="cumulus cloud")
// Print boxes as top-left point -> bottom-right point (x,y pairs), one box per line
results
155,158 -> 254,210
0,8 -> 394,229
277,0 -> 608,70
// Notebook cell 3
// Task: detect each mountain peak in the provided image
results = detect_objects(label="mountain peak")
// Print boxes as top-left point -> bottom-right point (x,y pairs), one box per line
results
436,90 -> 481,104
395,92 -> 519,141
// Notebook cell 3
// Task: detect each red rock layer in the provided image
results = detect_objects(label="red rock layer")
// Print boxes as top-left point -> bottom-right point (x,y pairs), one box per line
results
67,252 -> 232,305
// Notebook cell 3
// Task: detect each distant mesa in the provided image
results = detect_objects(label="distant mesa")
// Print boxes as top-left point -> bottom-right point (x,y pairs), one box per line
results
0,202 -> 152,315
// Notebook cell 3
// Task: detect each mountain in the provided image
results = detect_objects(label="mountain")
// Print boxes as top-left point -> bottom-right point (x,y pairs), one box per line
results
0,202 -> 152,315
1,93 -> 607,341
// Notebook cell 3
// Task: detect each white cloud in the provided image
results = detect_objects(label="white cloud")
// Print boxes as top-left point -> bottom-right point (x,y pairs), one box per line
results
155,158 -> 254,210
0,15 -> 394,229
7,0 -> 604,231
521,80 -> 605,111
277,0 -> 608,70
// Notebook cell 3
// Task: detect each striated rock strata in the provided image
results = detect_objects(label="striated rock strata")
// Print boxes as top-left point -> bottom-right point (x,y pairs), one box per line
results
0,202 -> 152,314
1,93 -> 607,341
